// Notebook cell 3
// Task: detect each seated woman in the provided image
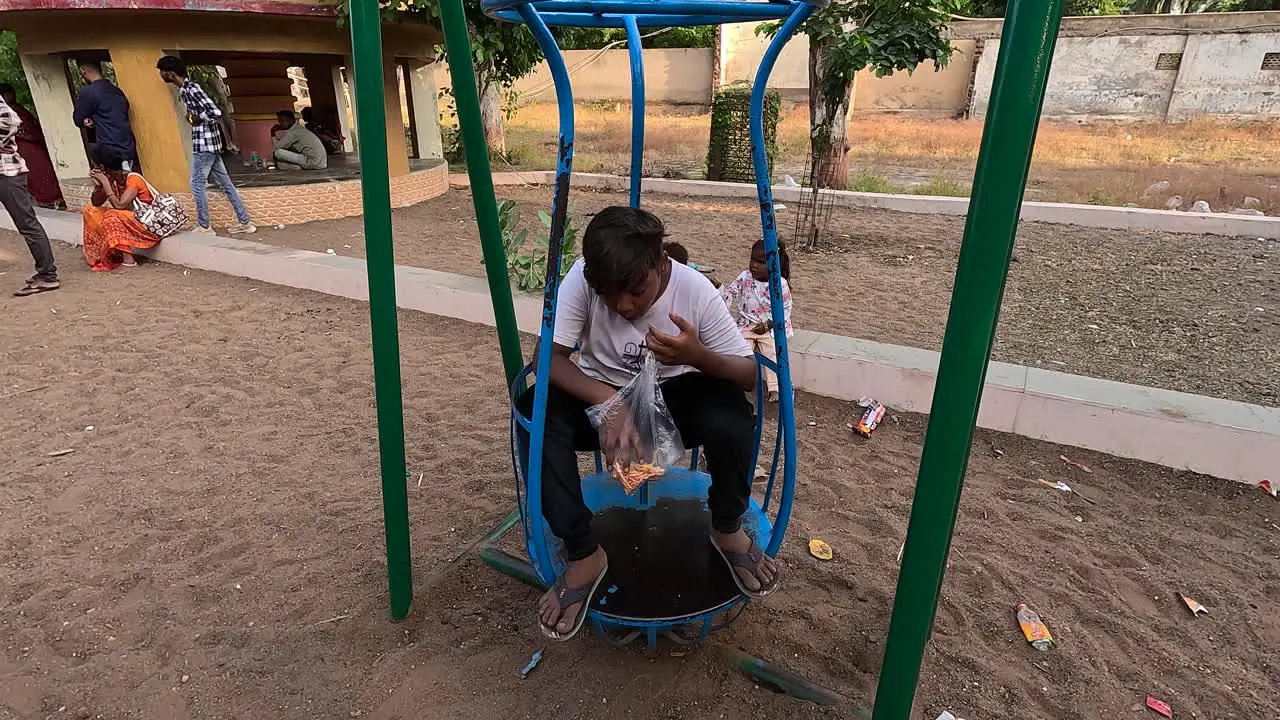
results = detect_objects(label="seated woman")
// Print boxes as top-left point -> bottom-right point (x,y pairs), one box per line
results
82,146 -> 162,272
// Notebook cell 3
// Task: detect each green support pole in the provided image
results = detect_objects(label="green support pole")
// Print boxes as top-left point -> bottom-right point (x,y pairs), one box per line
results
871,0 -> 1063,716
348,0 -> 413,621
438,0 -> 525,385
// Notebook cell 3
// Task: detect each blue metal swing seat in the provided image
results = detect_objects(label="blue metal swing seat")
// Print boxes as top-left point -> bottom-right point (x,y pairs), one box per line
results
488,0 -> 826,650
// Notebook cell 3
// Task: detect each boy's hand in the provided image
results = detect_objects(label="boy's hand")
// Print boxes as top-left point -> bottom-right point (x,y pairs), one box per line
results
646,313 -> 706,367
601,409 -> 642,467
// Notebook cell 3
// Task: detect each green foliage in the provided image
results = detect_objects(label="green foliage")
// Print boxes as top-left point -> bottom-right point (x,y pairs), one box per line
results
909,176 -> 969,197
491,199 -> 581,292
440,124 -> 464,164
760,0 -> 955,112
957,0 -> 1276,15
554,26 -> 716,50
0,32 -> 31,107
1086,187 -> 1118,206
346,0 -> 543,89
847,171 -> 895,193
707,84 -> 780,183
341,0 -> 543,154
957,0 -> 1127,15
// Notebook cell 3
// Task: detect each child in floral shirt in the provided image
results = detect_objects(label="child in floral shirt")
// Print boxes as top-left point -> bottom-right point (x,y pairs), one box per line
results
720,239 -> 793,401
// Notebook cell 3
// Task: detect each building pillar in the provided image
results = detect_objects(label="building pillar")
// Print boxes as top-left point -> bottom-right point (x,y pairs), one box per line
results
221,58 -> 296,166
335,62 -> 356,152
407,60 -> 443,160
381,55 -> 410,177
107,45 -> 190,193
304,63 -> 337,114
18,52 -> 90,181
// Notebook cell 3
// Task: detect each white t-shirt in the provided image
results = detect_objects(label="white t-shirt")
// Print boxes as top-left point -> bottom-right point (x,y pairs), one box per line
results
553,257 -> 753,387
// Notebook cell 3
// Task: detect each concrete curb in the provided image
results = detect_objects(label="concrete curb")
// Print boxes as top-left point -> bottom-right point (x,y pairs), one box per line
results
453,171 -> 1280,239
12,207 -> 1275,484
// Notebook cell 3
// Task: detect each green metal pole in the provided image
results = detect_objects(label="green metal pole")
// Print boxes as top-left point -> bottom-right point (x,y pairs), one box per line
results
348,0 -> 413,622
871,0 -> 1063,716
438,0 -> 525,385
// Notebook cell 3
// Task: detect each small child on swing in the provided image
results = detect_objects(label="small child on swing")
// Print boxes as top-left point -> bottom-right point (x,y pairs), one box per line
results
720,238 -> 793,402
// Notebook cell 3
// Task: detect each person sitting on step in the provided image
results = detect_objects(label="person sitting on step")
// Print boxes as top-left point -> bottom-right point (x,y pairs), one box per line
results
270,110 -> 327,171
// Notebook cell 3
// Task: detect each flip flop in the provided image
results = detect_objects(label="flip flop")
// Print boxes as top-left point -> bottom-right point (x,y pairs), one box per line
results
13,280 -> 59,297
711,536 -> 781,599
538,560 -> 609,642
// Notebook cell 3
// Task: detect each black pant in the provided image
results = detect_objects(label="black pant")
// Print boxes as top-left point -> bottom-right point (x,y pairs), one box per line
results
518,372 -> 755,562
0,174 -> 56,281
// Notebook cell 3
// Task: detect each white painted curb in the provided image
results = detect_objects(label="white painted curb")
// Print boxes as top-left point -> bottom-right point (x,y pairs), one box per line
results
453,171 -> 1280,239
12,208 -> 1275,484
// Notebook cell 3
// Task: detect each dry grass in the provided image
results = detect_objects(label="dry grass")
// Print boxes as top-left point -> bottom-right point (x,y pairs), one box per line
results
502,101 -> 1280,211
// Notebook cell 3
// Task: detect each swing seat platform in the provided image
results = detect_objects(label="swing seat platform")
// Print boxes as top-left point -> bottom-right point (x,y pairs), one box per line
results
581,467 -> 773,627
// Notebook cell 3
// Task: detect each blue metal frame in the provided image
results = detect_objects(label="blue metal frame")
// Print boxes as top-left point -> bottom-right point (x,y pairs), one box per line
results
624,14 -> 645,208
492,0 -> 821,637
482,0 -> 810,25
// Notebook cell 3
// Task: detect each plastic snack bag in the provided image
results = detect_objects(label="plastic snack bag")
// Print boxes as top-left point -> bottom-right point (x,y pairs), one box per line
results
587,351 -> 686,493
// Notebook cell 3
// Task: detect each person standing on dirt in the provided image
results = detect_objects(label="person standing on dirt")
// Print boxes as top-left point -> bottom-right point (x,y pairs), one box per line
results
72,59 -> 138,170
0,93 -> 58,296
155,55 -> 255,235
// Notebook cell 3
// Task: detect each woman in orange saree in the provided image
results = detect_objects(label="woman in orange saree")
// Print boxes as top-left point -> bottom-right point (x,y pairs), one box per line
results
83,147 -> 160,272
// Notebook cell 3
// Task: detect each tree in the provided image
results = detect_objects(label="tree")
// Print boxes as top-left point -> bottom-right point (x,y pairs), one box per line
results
0,32 -> 32,108
761,0 -> 955,189
350,0 -> 544,157
554,25 -> 716,50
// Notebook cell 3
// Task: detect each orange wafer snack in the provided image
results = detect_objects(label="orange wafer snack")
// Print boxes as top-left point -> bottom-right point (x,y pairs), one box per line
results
611,461 -> 666,494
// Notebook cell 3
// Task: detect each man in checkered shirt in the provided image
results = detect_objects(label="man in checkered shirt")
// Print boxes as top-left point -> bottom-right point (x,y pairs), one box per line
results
0,94 -> 58,296
156,56 -> 255,235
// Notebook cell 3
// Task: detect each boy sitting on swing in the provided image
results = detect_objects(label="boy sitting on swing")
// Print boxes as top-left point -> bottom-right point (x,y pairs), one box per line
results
519,205 -> 782,641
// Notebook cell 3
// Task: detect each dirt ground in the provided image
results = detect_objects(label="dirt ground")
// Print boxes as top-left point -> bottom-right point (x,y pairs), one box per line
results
2,241 -> 1278,719
255,186 -> 1279,408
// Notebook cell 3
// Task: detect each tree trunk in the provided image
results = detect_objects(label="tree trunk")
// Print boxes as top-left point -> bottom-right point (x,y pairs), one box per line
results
807,39 -> 853,190
479,80 -> 507,158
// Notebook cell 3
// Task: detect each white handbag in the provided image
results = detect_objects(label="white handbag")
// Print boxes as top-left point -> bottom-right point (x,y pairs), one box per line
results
130,173 -> 187,239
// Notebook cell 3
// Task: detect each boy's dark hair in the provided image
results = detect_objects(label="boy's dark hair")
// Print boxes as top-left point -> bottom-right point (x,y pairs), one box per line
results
752,238 -> 791,281
155,56 -> 188,77
0,83 -> 14,98
77,59 -> 103,74
663,241 -> 689,265
582,206 -> 666,296
276,110 -> 295,121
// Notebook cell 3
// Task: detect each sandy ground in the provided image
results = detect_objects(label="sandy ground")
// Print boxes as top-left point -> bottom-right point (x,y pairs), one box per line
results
2,241 -> 1278,720
255,187 -> 1279,408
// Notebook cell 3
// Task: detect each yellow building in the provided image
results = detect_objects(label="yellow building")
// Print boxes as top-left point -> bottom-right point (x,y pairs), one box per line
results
0,0 -> 449,226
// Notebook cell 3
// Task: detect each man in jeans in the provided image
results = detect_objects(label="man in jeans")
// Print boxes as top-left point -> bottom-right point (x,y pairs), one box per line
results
155,56 -> 255,235
0,94 -> 58,296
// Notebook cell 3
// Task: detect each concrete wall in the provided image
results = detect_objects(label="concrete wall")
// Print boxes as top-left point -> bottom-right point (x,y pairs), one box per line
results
719,23 -> 975,114
721,10 -> 1280,121
852,44 -> 975,113
507,48 -> 714,105
971,30 -> 1280,121
507,34 -> 975,114
721,23 -> 810,94
967,13 -> 1280,121
970,35 -> 1189,120
1166,32 -> 1280,121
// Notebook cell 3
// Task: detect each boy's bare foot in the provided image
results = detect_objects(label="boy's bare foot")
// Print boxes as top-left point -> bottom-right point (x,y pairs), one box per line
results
538,546 -> 608,637
711,528 -> 780,594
